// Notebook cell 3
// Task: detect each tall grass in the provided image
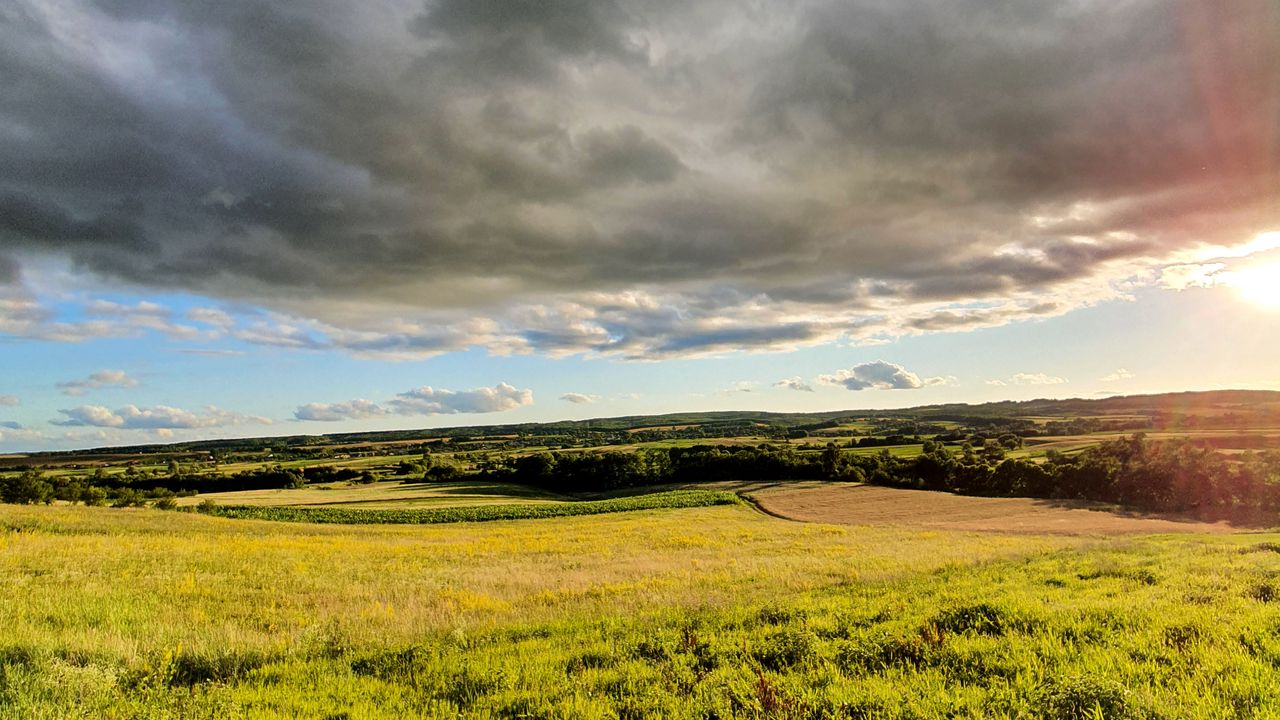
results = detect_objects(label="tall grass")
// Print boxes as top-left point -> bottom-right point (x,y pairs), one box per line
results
1,502 -> 1276,717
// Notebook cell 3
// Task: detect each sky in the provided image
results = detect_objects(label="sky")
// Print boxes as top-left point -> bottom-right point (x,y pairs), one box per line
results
1,0 -> 1278,452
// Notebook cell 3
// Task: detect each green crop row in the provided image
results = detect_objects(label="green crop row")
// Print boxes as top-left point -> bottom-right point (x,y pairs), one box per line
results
189,489 -> 742,524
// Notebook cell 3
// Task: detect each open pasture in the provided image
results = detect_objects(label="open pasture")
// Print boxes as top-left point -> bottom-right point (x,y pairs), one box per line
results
2,498 -> 1279,718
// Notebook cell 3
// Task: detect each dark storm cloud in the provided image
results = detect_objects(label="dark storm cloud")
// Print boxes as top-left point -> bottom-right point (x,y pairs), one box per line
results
0,255 -> 19,284
1,0 -> 1277,357
408,0 -> 646,82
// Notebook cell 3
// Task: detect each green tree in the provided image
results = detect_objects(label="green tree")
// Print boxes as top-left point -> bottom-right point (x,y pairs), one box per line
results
1,472 -> 53,505
82,486 -> 108,507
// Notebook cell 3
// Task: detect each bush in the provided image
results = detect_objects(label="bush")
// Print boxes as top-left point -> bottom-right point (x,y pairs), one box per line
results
81,486 -> 108,507
111,489 -> 144,508
1034,674 -> 1144,719
156,649 -> 272,687
932,603 -> 1022,636
752,629 -> 817,670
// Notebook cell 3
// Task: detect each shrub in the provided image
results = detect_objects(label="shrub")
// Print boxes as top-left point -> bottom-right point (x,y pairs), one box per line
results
81,486 -> 108,507
1034,674 -> 1144,719
111,489 -> 143,508
157,649 -> 272,687
752,629 -> 817,670
932,602 -> 1024,636
1250,582 -> 1278,603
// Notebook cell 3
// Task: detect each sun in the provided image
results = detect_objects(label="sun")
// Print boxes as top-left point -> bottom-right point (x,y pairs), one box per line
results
1226,261 -> 1280,309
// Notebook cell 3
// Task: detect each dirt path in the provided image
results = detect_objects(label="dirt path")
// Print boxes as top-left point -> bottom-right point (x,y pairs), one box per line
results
747,484 -> 1258,535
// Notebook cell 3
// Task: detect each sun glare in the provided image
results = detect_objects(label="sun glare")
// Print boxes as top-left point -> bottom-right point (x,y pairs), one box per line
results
1226,261 -> 1280,309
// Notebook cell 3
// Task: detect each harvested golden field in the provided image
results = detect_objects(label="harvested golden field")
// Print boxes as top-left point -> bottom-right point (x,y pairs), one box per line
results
748,483 -> 1258,535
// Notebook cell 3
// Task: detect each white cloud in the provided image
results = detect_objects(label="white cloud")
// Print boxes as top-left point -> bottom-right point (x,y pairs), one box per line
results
0,427 -> 46,445
85,300 -> 212,341
818,361 -> 951,391
0,289 -> 223,346
232,320 -> 327,350
170,348 -> 246,357
773,377 -> 814,392
85,300 -> 168,318
1159,263 -> 1227,291
53,404 -> 272,430
293,399 -> 388,422
389,383 -> 533,416
1100,368 -> 1135,382
560,392 -> 600,404
186,307 -> 236,330
1010,372 -> 1068,385
723,381 -> 759,394
296,383 -> 535,421
57,369 -> 139,396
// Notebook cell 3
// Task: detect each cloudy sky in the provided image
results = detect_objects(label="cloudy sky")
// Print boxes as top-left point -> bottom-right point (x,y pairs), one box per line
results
2,0 -> 1278,451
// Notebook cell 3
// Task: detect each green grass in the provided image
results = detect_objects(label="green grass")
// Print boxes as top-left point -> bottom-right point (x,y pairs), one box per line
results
192,489 -> 742,524
2,502 -> 1278,717
174,480 -> 565,509
215,452 -> 437,474
843,444 -> 928,458
586,437 -> 776,452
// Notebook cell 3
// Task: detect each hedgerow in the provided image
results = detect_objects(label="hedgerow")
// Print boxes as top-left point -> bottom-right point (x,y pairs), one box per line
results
190,489 -> 741,524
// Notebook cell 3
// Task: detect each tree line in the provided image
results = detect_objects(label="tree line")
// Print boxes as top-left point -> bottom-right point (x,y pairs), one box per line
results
4,434 -> 1279,515
482,435 -> 1280,513
0,464 -> 373,507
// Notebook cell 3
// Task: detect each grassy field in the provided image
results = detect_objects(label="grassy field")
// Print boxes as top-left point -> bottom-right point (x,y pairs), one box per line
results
2,500 -> 1280,718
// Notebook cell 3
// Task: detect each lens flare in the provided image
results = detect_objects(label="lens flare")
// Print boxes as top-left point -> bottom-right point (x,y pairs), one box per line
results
1226,262 -> 1280,308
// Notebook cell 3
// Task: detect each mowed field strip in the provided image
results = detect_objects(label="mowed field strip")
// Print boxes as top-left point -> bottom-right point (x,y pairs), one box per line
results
748,483 -> 1253,535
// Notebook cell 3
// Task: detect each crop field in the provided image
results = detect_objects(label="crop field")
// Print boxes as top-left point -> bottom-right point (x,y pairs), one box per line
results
588,437 -> 776,452
195,490 -> 741,524
173,480 -> 566,509
1022,430 -> 1280,450
2,493 -> 1280,718
214,454 -> 432,475
748,484 -> 1247,535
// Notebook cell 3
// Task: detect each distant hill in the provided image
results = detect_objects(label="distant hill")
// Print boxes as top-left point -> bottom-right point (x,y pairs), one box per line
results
15,389 -> 1280,458
894,390 -> 1280,420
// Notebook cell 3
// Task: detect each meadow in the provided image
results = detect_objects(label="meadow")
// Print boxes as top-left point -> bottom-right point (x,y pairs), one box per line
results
3,499 -> 1280,718
4,393 -> 1280,717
